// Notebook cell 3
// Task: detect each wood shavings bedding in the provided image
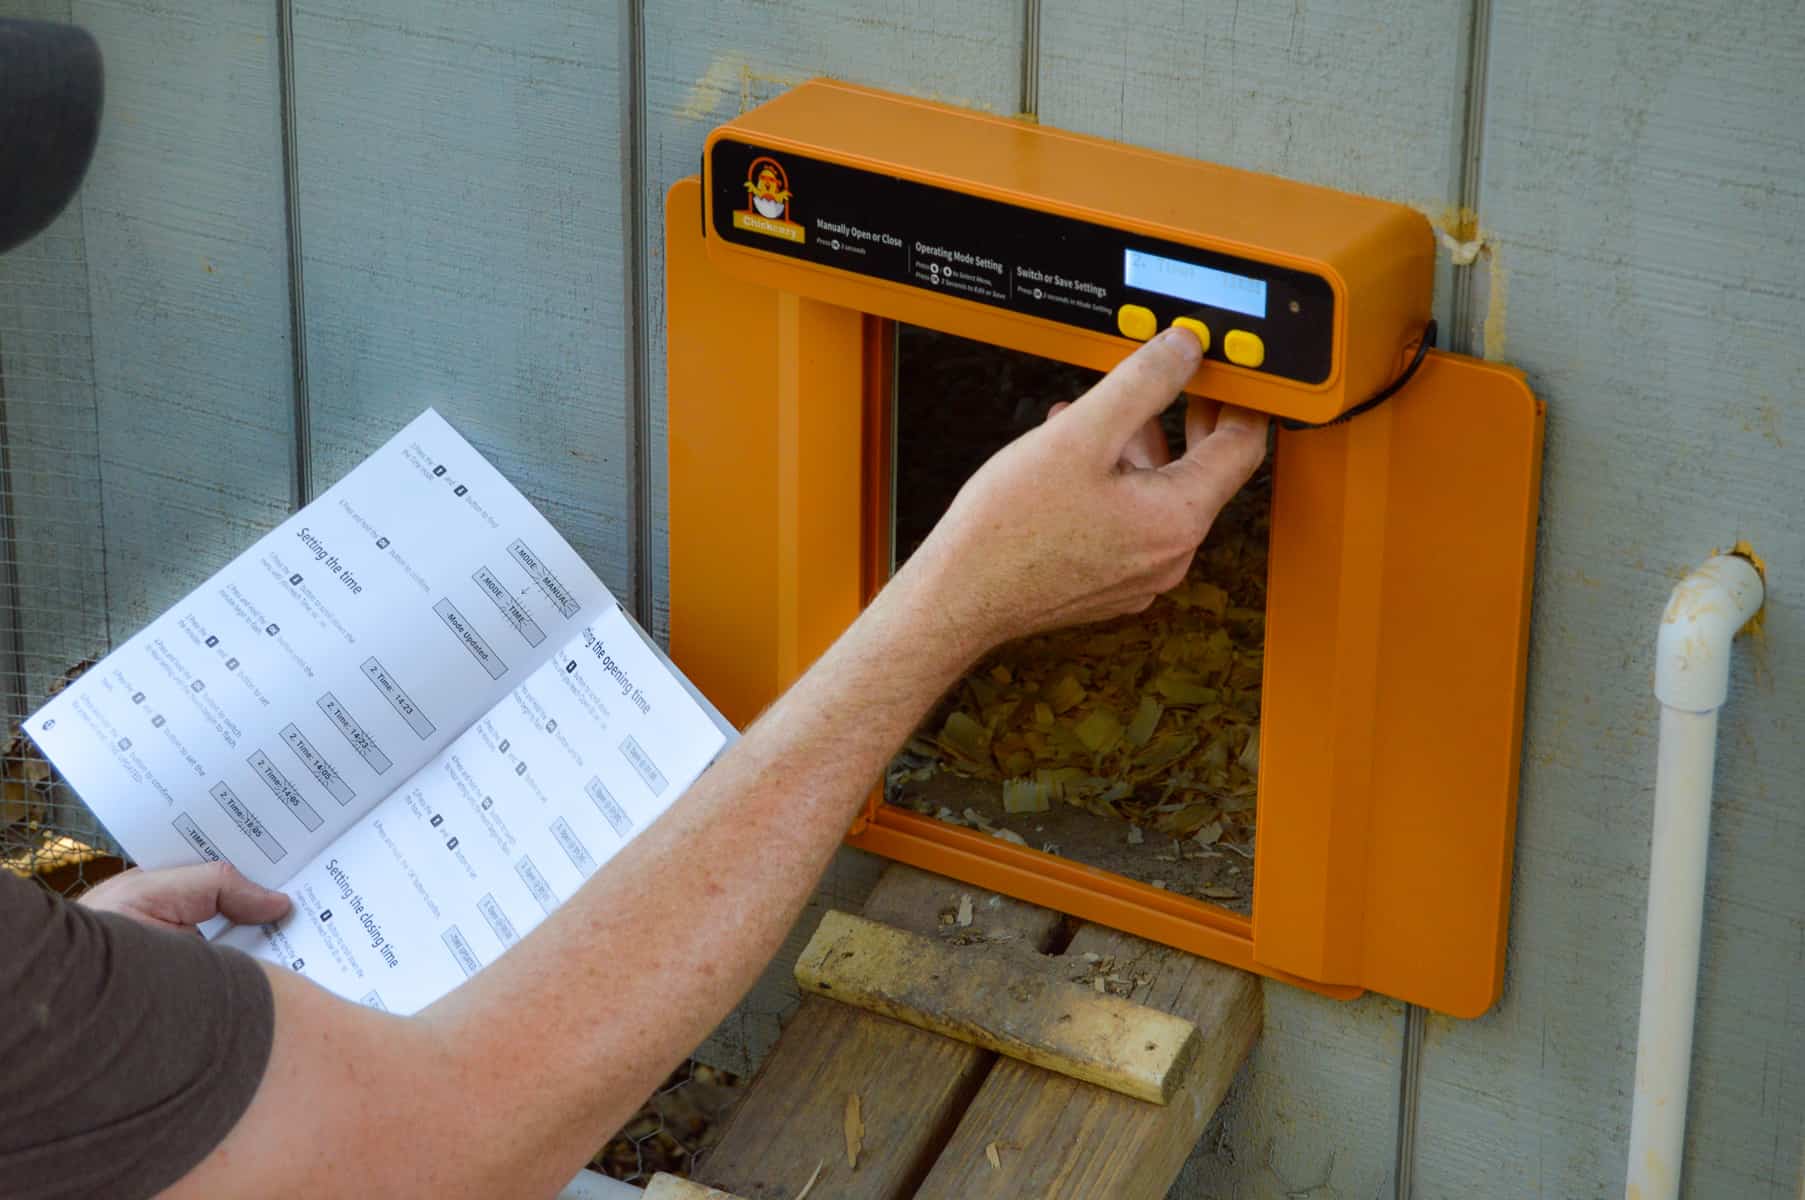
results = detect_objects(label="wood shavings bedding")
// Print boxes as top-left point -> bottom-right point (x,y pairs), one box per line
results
887,325 -> 1269,911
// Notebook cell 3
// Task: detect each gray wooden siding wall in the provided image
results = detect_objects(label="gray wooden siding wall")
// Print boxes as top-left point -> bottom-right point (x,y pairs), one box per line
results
0,1 -> 1798,1196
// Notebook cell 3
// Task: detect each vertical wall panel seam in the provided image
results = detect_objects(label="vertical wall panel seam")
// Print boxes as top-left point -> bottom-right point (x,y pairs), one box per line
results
0,350 -> 26,711
1020,0 -> 1041,117
46,0 -> 114,652
86,193 -> 112,648
1396,0 -> 1496,1195
622,0 -> 653,623
277,0 -> 312,509
1447,0 -> 1493,355
1395,1005 -> 1427,1198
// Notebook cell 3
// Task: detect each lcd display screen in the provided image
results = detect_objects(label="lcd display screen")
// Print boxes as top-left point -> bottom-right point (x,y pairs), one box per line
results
1123,248 -> 1268,318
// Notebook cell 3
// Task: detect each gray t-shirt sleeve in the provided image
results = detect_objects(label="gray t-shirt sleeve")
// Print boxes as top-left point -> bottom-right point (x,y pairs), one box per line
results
0,868 -> 275,1199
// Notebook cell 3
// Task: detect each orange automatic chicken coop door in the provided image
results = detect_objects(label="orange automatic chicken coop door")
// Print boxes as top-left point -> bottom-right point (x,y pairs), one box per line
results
666,80 -> 1544,1017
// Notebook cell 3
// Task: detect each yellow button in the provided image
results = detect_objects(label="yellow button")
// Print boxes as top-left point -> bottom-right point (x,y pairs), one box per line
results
1170,317 -> 1211,353
1116,304 -> 1157,341
1223,329 -> 1266,368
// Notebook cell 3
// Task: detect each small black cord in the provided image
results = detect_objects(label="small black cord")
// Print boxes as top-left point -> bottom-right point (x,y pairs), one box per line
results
1277,318 -> 1437,431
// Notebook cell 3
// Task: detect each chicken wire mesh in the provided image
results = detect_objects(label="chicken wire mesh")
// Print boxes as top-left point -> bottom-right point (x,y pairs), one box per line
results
593,1059 -> 746,1184
0,202 -> 121,898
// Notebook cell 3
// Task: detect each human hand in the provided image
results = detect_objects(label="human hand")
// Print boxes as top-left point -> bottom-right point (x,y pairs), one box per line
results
80,862 -> 293,935
906,327 -> 1269,651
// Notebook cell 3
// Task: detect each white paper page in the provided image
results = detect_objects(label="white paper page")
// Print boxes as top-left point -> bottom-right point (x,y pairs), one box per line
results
218,605 -> 733,1014
26,410 -> 610,888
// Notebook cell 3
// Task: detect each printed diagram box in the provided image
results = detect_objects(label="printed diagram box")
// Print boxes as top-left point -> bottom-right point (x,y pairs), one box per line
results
441,925 -> 482,978
171,812 -> 227,865
507,538 -> 580,619
477,893 -> 519,947
318,692 -> 393,774
281,723 -> 356,806
514,855 -> 559,916
211,781 -> 286,864
586,776 -> 634,839
361,657 -> 436,739
619,735 -> 667,797
433,597 -> 507,680
247,748 -> 324,832
472,565 -> 546,648
549,817 -> 596,877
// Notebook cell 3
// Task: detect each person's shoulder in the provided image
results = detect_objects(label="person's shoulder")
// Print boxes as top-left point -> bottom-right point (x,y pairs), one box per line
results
0,866 -> 60,919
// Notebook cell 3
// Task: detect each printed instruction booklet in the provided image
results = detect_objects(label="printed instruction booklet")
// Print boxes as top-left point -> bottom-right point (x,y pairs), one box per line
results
28,409 -> 734,1014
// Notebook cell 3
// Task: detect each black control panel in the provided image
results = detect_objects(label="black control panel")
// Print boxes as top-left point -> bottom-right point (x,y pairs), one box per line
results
709,138 -> 1335,385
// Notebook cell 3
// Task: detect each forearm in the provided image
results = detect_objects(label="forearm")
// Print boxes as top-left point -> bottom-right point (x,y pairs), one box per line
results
179,327 -> 1261,1198
424,550 -> 983,1191
183,557 -> 982,1200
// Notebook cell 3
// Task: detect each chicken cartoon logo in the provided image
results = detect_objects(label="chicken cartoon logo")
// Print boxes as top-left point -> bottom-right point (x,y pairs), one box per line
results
730,156 -> 805,244
746,160 -> 790,219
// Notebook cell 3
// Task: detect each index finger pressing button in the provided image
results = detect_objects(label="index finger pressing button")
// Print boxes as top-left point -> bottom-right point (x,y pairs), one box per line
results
1170,317 -> 1211,353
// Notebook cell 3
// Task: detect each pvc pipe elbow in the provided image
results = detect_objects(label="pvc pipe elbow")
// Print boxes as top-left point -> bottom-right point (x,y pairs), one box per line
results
1655,555 -> 1765,712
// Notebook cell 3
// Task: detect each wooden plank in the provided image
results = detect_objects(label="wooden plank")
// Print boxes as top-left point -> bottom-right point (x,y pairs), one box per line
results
291,0 -> 632,593
1411,1 -> 1805,1196
912,923 -> 1261,1200
642,0 -> 1026,642
796,910 -> 1201,1105
698,864 -> 1064,1200
65,0 -> 297,638
698,995 -> 989,1200
1033,6 -> 1476,1193
644,1174 -> 745,1200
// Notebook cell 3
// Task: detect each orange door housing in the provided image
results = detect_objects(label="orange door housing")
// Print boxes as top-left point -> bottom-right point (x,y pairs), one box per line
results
667,82 -> 1543,1017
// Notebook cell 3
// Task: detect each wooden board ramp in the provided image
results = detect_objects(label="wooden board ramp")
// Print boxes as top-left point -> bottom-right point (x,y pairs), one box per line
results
696,865 -> 1261,1200
646,1177 -> 745,1200
795,910 -> 1203,1105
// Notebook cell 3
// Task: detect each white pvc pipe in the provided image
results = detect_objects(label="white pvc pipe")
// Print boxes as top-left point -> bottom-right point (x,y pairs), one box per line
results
1627,705 -> 1720,1200
1626,554 -> 1764,1200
